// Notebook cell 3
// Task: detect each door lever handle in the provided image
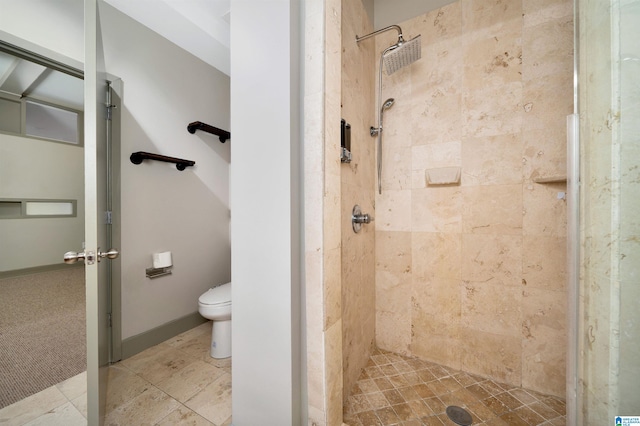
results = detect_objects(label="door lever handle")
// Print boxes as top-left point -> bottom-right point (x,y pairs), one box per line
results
98,248 -> 119,260
64,248 -> 119,264
63,251 -> 87,264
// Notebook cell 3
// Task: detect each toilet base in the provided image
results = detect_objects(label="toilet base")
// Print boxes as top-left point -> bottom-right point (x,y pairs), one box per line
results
210,319 -> 231,359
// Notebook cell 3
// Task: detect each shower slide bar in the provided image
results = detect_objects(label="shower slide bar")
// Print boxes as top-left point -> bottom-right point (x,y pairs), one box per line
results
187,121 -> 231,143
130,151 -> 195,171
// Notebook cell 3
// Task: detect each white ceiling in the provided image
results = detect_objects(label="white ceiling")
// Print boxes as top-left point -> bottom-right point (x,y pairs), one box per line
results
104,0 -> 231,76
0,50 -> 83,110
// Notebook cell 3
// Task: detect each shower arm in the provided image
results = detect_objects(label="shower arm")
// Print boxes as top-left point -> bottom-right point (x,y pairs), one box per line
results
356,25 -> 405,44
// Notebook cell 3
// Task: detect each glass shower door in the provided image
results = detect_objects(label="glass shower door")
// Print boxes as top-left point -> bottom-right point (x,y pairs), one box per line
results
575,0 -> 640,424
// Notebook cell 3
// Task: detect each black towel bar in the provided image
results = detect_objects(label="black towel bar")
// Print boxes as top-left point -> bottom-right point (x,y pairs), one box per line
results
130,151 -> 195,171
187,121 -> 231,143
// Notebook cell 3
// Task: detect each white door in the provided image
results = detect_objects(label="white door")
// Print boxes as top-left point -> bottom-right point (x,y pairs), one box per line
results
84,0 -> 115,423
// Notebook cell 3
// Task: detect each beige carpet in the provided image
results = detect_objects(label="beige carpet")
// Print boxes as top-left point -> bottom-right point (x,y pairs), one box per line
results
0,267 -> 86,409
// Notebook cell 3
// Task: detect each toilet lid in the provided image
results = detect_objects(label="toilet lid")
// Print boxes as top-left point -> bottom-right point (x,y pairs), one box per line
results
199,282 -> 231,305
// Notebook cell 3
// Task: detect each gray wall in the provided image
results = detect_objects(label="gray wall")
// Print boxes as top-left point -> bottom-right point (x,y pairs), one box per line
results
0,0 -> 231,340
100,3 -> 231,340
0,134 -> 84,271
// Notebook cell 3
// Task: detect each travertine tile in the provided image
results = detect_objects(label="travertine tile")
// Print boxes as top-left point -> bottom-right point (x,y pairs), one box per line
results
411,93 -> 462,146
69,393 -> 87,419
0,386 -> 68,426
461,280 -> 522,336
461,234 -> 523,286
376,263 -> 412,347
462,133 -> 523,186
410,316 -> 462,369
412,187 -> 463,233
462,82 -> 523,138
412,232 -> 462,282
381,146 -> 412,191
156,405 -> 214,426
412,141 -> 461,172
375,231 -> 412,274
164,321 -> 211,348
155,360 -> 225,403
459,329 -> 522,385
21,401 -> 86,426
324,246 -> 342,329
405,1 -> 462,44
120,343 -> 198,385
185,373 -> 232,426
375,190 -> 412,231
105,364 -> 152,413
412,276 -> 461,324
522,182 -> 567,237
412,39 -> 463,101
522,235 -> 567,290
522,0 -> 573,28
461,184 -> 523,235
522,72 -> 573,132
463,26 -> 522,91
522,16 -> 573,80
462,0 -> 523,37
105,386 -> 181,426
56,371 -> 86,402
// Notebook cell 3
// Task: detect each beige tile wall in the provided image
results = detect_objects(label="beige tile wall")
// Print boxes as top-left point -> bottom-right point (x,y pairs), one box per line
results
340,0 -> 377,407
374,0 -> 572,398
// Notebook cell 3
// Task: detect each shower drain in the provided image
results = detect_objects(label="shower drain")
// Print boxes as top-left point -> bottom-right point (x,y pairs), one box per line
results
445,405 -> 473,425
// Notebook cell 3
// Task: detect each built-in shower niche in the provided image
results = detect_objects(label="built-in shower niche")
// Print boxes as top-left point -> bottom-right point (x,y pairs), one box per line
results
425,167 -> 461,186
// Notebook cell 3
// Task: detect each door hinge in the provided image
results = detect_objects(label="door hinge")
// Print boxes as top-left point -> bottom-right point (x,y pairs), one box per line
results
106,103 -> 116,121
105,210 -> 112,225
107,313 -> 112,328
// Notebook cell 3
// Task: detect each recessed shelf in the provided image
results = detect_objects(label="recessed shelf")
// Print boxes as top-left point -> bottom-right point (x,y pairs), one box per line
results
533,176 -> 567,184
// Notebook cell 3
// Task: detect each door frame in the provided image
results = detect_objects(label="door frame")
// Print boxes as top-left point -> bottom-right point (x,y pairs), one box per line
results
107,78 -> 123,364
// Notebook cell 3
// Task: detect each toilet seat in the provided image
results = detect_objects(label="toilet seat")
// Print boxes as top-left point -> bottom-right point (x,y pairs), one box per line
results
199,282 -> 231,306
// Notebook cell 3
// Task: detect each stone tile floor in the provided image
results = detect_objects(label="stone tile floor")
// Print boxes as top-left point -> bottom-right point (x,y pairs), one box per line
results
0,321 -> 231,426
344,347 -> 566,426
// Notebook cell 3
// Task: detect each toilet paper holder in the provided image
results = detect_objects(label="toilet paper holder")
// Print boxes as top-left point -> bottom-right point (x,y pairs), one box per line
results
146,266 -> 172,279
146,251 -> 173,279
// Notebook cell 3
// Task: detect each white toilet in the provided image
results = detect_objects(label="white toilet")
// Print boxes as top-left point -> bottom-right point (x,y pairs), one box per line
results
198,282 -> 231,359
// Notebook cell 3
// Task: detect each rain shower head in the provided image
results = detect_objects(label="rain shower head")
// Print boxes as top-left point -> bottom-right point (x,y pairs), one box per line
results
383,35 -> 421,75
356,25 -> 422,75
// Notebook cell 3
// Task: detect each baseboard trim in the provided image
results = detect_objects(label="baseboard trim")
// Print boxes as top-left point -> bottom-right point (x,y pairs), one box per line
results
121,312 -> 208,360
0,263 -> 83,279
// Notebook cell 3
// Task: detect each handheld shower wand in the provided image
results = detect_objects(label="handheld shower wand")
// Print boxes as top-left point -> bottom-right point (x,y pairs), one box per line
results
356,25 -> 421,193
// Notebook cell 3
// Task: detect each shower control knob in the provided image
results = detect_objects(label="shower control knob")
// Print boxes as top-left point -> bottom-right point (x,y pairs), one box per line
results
353,213 -> 372,224
352,205 -> 374,233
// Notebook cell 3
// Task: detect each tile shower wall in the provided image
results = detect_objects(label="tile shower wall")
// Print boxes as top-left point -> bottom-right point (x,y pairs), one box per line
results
341,0 -> 376,405
374,0 -> 572,398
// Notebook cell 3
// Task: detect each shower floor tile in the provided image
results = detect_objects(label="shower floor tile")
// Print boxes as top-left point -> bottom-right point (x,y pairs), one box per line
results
344,348 -> 566,426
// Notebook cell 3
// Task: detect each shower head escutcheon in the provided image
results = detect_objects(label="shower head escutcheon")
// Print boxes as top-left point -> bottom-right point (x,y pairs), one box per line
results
356,25 -> 422,75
